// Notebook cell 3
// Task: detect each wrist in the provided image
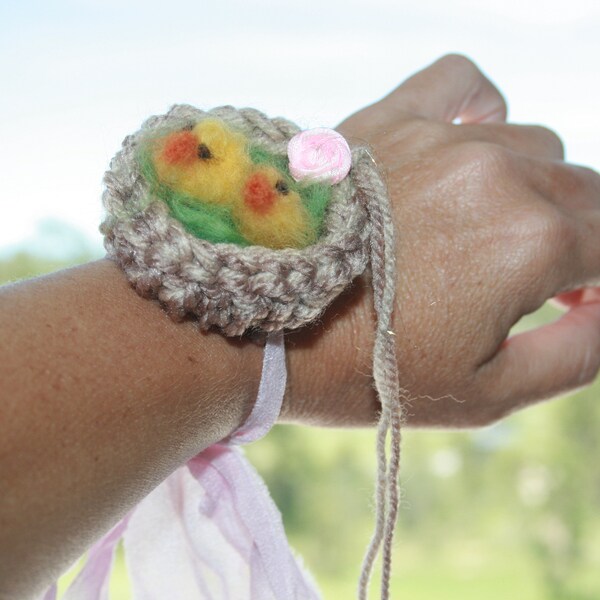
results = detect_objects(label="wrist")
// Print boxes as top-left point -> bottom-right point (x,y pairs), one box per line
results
282,275 -> 380,426
96,258 -> 263,454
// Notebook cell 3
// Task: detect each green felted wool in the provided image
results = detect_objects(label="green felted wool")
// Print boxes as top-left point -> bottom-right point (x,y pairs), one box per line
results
136,137 -> 333,247
137,146 -> 250,245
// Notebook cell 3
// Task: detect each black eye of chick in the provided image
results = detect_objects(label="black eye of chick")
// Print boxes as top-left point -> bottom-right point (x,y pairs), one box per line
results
181,123 -> 195,131
275,179 -> 290,195
197,143 -> 212,160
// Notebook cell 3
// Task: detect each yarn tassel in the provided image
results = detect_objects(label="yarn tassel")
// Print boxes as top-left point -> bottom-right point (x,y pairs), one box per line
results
40,516 -> 131,600
354,147 -> 403,600
123,443 -> 320,600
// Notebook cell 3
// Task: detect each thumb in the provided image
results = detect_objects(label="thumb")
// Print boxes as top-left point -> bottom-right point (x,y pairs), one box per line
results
482,301 -> 600,414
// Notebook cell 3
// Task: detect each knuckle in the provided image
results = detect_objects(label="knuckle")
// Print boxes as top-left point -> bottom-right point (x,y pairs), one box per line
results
526,208 -> 577,256
528,124 -> 565,159
508,205 -> 575,262
571,164 -> 600,191
506,206 -> 578,284
543,162 -> 600,207
575,163 -> 600,180
448,140 -> 516,179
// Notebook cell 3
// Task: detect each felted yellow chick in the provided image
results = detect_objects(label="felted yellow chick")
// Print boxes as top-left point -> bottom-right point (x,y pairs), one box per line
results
152,119 -> 251,206
234,166 -> 315,249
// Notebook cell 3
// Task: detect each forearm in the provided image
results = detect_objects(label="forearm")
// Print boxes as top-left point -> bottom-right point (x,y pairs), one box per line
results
0,258 -> 379,597
0,259 -> 263,597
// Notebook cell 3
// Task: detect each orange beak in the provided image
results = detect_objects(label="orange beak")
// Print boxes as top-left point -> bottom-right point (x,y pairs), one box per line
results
161,131 -> 198,165
244,172 -> 277,214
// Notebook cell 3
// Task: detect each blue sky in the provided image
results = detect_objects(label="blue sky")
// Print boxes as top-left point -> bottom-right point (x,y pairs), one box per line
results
1,0 -> 598,257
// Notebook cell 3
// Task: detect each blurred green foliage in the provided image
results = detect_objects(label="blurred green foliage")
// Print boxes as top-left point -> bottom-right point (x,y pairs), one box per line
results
4,228 -> 599,599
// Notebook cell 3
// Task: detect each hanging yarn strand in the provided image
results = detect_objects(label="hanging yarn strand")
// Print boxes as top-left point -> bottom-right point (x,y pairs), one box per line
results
358,406 -> 391,599
356,149 -> 390,599
354,147 -> 403,600
365,146 -> 403,599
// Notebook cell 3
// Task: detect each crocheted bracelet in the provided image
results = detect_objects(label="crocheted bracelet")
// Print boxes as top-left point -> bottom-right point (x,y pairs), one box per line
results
45,104 -> 402,600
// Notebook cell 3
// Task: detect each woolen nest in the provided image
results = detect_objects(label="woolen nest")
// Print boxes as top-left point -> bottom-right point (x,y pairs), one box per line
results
100,104 -> 371,336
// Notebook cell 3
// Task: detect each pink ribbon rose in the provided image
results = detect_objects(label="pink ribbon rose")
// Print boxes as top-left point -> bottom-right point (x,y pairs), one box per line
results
287,128 -> 352,184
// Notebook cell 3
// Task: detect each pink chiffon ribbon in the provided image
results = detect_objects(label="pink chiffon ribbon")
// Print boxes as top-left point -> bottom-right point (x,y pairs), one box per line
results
41,331 -> 321,600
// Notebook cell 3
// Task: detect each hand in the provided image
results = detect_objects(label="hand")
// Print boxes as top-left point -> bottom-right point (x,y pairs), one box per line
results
282,54 -> 600,428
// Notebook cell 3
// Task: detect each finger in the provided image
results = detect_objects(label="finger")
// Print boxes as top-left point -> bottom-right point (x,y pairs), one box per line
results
383,54 -> 507,124
532,161 -> 600,212
516,162 -> 600,296
550,287 -> 600,310
480,301 -> 600,414
455,123 -> 565,161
